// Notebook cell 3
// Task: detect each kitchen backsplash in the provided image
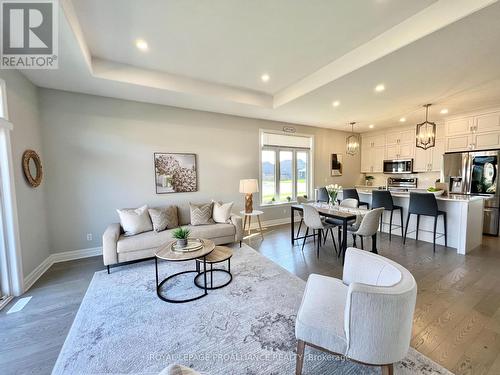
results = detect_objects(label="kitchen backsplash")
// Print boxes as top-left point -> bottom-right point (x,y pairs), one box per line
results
362,172 -> 441,189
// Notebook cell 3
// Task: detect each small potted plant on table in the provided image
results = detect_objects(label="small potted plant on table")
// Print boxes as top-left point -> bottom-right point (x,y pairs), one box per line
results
172,227 -> 190,248
365,175 -> 375,186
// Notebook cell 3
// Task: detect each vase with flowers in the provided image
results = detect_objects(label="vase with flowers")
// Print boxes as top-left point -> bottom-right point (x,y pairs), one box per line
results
325,184 -> 342,208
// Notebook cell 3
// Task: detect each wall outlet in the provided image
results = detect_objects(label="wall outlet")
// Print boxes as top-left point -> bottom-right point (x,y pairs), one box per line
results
86,233 -> 93,241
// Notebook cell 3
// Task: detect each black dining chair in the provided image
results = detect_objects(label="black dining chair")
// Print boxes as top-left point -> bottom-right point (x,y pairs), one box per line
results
372,190 -> 403,241
403,192 -> 447,252
342,188 -> 369,209
316,187 -> 329,203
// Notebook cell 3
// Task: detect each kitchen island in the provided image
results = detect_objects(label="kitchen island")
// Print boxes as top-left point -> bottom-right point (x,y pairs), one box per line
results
341,190 -> 484,254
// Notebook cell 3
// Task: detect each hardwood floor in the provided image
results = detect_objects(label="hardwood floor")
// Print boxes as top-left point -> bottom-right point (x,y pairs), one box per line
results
2,223 -> 500,374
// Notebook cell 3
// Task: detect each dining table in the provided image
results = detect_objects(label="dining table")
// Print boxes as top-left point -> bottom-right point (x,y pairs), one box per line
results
290,203 -> 373,264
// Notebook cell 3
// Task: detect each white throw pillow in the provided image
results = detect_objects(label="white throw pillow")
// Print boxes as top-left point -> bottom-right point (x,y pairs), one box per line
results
212,201 -> 234,224
116,205 -> 153,236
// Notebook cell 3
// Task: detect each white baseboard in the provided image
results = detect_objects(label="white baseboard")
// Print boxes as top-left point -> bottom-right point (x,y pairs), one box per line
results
23,247 -> 103,293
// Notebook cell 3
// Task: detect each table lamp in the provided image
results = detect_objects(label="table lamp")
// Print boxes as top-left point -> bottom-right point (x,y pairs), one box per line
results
239,179 -> 259,213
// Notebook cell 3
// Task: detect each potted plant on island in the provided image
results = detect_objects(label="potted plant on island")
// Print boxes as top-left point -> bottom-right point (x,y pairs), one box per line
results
172,227 -> 190,247
365,175 -> 375,186
325,184 -> 342,207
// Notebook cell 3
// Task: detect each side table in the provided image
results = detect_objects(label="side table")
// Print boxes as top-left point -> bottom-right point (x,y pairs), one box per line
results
240,210 -> 264,240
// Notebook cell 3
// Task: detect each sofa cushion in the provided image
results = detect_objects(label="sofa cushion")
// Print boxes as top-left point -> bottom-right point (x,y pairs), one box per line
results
116,205 -> 153,236
189,202 -> 214,225
295,274 -> 348,354
212,201 -> 233,223
148,206 -> 179,232
116,224 -> 236,253
117,229 -> 173,253
186,223 -> 235,240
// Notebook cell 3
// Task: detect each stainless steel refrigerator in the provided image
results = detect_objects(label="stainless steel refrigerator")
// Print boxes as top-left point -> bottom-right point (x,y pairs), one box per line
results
442,150 -> 500,236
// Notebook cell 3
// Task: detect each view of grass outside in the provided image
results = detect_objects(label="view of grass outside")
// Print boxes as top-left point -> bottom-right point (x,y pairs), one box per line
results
261,148 -> 309,203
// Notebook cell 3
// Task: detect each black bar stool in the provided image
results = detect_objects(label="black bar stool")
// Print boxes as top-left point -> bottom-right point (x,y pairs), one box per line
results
342,188 -> 369,209
316,187 -> 329,203
403,192 -> 447,252
372,190 -> 403,241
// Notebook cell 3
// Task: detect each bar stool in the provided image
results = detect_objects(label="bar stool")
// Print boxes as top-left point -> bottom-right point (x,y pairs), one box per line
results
403,192 -> 447,253
372,190 -> 403,241
316,187 -> 329,203
342,188 -> 369,209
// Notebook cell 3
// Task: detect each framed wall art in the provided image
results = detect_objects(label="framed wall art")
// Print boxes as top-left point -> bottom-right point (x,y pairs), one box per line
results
331,153 -> 343,176
154,153 -> 197,194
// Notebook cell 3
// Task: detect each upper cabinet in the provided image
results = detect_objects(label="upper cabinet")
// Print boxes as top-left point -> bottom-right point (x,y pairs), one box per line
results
361,135 -> 385,173
385,128 -> 415,159
445,110 -> 500,152
363,134 -> 385,148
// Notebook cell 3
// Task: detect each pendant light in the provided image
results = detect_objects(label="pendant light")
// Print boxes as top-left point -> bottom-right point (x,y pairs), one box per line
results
346,122 -> 360,156
416,104 -> 436,150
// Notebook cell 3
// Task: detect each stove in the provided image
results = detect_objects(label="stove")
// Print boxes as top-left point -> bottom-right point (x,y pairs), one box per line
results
387,177 -> 417,192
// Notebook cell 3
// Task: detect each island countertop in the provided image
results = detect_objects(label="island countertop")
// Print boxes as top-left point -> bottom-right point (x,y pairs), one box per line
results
356,190 -> 484,203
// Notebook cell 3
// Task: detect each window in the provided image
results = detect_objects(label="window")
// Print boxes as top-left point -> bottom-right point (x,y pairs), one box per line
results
260,131 -> 312,204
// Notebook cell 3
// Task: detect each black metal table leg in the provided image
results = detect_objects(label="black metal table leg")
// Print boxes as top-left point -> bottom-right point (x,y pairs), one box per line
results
342,218 -> 348,265
291,206 -> 296,245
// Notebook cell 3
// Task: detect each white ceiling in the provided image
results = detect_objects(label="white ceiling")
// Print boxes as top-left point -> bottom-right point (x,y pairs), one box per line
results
20,0 -> 500,132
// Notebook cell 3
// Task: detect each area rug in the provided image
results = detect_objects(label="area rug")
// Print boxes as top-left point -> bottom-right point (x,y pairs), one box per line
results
53,244 -> 453,375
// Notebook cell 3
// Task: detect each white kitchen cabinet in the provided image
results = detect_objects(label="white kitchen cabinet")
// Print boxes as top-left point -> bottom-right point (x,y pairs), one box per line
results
413,138 -> 445,172
386,129 -> 414,145
361,144 -> 385,173
446,117 -> 473,136
475,112 -> 500,133
386,142 -> 413,159
363,134 -> 385,148
474,131 -> 500,150
446,134 -> 471,152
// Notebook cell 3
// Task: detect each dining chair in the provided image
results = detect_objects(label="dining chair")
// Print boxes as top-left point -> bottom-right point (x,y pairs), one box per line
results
347,208 -> 384,252
342,188 -> 370,209
295,196 -> 308,237
316,187 -> 329,203
302,204 -> 338,257
340,198 -> 358,208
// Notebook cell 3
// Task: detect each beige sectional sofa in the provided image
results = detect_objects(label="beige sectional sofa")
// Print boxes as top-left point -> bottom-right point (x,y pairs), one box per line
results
102,203 -> 243,272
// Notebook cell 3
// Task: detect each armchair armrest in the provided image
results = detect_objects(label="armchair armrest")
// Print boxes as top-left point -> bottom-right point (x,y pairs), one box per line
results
102,223 -> 121,266
230,214 -> 243,242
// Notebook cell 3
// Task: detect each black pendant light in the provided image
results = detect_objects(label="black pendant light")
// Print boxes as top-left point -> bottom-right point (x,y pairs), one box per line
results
416,104 -> 436,150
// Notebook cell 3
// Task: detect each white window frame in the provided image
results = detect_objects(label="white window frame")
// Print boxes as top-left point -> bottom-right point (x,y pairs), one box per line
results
259,129 -> 314,206
0,79 -> 24,306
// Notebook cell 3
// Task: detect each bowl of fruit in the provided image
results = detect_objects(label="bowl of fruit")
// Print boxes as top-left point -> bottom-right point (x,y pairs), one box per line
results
427,187 -> 444,196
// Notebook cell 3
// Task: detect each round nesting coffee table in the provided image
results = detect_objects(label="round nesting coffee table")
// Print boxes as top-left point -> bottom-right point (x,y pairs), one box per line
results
155,239 -> 215,303
194,246 -> 233,290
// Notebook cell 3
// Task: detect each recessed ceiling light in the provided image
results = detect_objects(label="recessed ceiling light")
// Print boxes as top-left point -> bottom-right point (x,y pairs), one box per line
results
135,39 -> 148,51
374,84 -> 385,92
369,124 -> 375,129
261,74 -> 270,82
399,117 -> 406,122
440,108 -> 449,114
332,100 -> 340,107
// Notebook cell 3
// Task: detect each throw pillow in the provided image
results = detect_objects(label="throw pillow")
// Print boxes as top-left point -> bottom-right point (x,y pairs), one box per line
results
116,205 -> 152,236
189,202 -> 214,226
212,200 -> 233,223
148,206 -> 179,232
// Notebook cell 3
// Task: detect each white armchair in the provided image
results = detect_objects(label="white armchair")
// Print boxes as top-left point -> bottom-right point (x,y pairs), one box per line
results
295,247 -> 417,375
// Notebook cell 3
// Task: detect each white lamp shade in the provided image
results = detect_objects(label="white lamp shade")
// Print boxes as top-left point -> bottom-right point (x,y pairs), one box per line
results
239,179 -> 259,194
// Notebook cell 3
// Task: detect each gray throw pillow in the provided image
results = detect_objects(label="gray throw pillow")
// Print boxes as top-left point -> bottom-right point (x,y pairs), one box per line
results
189,202 -> 214,226
148,206 -> 178,232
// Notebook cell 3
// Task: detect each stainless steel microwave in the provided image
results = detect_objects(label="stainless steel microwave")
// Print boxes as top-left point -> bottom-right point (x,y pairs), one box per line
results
383,159 -> 413,174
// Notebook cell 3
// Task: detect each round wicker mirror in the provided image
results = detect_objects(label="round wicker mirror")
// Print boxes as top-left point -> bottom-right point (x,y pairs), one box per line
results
22,150 -> 43,187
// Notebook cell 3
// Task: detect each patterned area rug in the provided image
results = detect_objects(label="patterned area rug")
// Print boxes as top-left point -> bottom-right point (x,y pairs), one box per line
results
53,244 -> 453,374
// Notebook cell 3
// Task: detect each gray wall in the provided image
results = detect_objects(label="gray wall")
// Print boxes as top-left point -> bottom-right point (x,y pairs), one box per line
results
38,89 -> 362,253
0,71 -> 50,276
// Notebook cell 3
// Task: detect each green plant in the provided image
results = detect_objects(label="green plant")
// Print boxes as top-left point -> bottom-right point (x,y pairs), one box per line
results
303,194 -> 308,199
172,227 -> 190,240
365,175 -> 375,181
286,196 -> 291,202
271,197 -> 276,202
